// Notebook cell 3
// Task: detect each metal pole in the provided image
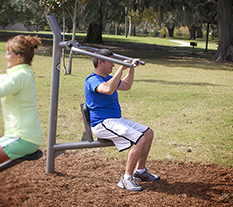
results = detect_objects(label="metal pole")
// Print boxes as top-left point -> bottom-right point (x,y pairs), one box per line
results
205,23 -> 209,52
59,41 -> 146,65
46,15 -> 62,173
71,47 -> 134,68
53,141 -> 114,151
112,54 -> 146,66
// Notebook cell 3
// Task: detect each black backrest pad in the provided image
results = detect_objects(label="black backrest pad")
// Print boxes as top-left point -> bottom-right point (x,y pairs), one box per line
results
80,103 -> 94,142
83,103 -> 90,123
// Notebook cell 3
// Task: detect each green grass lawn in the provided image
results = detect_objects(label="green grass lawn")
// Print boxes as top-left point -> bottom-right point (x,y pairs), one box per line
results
0,29 -> 218,51
0,33 -> 232,168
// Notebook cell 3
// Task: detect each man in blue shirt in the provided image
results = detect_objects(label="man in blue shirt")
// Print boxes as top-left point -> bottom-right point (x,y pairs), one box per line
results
85,49 -> 160,191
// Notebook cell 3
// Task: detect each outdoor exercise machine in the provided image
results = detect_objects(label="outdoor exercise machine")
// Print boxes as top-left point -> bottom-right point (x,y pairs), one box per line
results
46,15 -> 145,173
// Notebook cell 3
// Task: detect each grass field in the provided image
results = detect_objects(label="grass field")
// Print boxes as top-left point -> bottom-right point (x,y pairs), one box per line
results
0,32 -> 232,168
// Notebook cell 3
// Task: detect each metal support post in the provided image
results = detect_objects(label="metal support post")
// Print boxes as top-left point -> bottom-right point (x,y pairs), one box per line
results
46,15 -> 62,173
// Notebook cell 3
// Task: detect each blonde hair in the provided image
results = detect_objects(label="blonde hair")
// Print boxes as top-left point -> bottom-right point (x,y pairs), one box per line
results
6,35 -> 42,66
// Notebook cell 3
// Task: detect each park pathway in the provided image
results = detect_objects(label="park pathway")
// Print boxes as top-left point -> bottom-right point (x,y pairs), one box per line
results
169,40 -> 190,46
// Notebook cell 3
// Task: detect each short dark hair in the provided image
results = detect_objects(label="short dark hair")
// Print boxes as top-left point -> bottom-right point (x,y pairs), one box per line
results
93,49 -> 113,68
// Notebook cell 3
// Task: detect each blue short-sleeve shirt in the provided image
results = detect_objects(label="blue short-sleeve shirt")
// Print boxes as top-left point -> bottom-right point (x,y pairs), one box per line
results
85,73 -> 121,127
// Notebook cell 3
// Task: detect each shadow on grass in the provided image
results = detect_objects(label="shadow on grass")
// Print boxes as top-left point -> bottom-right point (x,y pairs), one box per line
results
1,31 -> 232,72
134,79 -> 221,87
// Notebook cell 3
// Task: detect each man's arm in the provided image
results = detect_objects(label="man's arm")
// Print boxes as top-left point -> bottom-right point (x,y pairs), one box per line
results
117,59 -> 140,91
117,67 -> 134,91
96,65 -> 124,95
96,59 -> 140,95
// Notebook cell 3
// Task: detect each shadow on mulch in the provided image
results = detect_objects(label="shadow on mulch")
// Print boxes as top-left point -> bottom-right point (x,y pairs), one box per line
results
0,149 -> 232,207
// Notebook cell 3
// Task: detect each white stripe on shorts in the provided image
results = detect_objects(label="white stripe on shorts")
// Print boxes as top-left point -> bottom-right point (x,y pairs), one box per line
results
0,137 -> 20,148
92,117 -> 148,151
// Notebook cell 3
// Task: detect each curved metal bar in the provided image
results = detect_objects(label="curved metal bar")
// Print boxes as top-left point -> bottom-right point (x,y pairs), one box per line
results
53,141 -> 114,151
77,47 -> 145,66
60,41 -> 146,66
71,47 -> 134,68
113,54 -> 146,65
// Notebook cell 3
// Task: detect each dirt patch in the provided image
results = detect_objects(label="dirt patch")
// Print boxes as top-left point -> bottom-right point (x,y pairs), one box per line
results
0,149 -> 232,207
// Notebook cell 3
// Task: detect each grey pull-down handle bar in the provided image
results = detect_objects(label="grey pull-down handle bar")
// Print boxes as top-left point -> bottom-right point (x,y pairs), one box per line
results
59,40 -> 146,67
72,47 -> 134,68
60,40 -> 146,66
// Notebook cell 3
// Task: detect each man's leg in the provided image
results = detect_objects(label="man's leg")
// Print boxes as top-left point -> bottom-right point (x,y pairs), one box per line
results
117,135 -> 147,192
136,128 -> 153,169
125,135 -> 147,176
117,128 -> 159,191
124,128 -> 153,175
132,128 -> 160,182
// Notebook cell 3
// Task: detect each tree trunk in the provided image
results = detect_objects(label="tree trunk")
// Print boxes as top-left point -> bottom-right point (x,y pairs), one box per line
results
188,25 -> 197,39
115,23 -> 118,35
68,50 -> 73,74
133,25 -> 136,36
84,1 -> 103,44
167,26 -> 174,37
128,15 -> 132,36
68,0 -> 78,74
196,26 -> 203,38
62,11 -> 67,74
83,22 -> 103,44
125,6 -> 128,38
213,0 -> 233,61
159,6 -> 164,26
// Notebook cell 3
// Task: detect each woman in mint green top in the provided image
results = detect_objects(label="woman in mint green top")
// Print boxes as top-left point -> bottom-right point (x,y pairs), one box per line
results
0,35 -> 43,163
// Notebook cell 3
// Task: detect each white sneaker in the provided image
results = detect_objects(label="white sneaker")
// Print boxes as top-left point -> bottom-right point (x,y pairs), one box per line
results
133,169 -> 160,182
117,176 -> 143,191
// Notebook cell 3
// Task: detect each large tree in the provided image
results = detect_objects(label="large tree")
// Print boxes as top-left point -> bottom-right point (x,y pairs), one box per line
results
83,0 -> 125,43
83,0 -> 107,43
0,0 -> 45,29
83,0 -> 151,43
213,0 -> 233,61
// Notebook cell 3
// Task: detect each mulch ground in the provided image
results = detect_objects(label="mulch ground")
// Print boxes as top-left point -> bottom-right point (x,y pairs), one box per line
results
1,34 -> 232,206
0,149 -> 232,207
